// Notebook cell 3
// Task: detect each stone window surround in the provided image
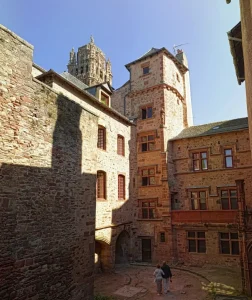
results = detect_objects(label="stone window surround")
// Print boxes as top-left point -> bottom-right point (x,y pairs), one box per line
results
138,131 -> 156,153
138,198 -> 158,219
218,187 -> 238,210
187,231 -> 206,254
139,103 -> 154,120
219,232 -> 239,256
188,189 -> 208,210
138,165 -> 160,188
223,146 -> 234,169
189,148 -> 209,172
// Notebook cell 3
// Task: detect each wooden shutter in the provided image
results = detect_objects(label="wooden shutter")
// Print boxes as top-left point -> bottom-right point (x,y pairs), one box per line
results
118,175 -> 125,199
117,135 -> 124,155
97,171 -> 106,199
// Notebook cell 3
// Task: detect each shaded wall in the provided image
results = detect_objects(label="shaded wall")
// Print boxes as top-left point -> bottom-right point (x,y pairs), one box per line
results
0,25 -> 97,300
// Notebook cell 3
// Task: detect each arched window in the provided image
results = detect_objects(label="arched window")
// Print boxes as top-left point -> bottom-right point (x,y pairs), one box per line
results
97,171 -> 106,199
118,175 -> 125,200
97,125 -> 106,150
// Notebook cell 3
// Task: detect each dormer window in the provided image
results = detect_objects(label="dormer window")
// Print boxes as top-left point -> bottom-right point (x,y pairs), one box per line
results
101,92 -> 109,106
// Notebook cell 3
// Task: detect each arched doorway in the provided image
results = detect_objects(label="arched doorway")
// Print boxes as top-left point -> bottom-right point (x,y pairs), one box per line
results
115,230 -> 130,264
95,240 -> 111,272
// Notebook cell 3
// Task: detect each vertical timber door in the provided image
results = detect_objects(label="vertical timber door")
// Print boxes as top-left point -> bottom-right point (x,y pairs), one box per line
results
142,239 -> 152,262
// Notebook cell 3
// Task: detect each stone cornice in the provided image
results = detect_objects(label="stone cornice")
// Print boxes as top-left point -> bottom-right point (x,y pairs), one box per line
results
127,83 -> 185,103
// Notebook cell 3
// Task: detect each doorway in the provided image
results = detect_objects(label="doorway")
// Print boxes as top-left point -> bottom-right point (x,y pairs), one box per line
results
115,230 -> 130,264
142,238 -> 152,262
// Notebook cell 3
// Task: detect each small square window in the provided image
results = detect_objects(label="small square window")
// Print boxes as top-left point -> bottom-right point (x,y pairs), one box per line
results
143,67 -> 150,74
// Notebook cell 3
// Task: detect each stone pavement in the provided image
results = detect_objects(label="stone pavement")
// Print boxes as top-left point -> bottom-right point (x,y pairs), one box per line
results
94,265 -> 210,299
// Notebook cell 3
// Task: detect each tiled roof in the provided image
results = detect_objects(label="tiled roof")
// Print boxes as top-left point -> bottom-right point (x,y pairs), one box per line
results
61,72 -> 89,90
227,22 -> 244,85
171,117 -> 248,140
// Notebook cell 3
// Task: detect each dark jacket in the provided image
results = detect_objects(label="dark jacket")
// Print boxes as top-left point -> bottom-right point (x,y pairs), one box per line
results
161,264 -> 172,279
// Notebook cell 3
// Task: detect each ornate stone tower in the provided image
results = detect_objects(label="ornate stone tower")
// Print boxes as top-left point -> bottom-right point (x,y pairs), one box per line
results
67,36 -> 112,86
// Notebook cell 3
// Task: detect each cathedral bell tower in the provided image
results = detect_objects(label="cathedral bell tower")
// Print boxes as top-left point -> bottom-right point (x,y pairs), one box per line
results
67,36 -> 113,87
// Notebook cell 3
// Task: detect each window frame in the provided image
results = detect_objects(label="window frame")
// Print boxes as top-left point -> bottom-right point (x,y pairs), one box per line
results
141,106 -> 153,120
118,174 -> 125,200
139,199 -> 157,219
187,231 -> 206,253
192,151 -> 208,171
141,167 -> 156,186
189,190 -> 207,210
97,171 -> 106,200
139,134 -> 155,152
219,232 -> 239,255
117,135 -> 125,156
220,188 -> 238,210
160,232 -> 165,243
143,66 -> 150,75
224,148 -> 233,168
97,125 -> 106,150
100,92 -> 110,106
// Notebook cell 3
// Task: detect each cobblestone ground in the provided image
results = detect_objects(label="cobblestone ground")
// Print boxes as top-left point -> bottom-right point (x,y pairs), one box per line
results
94,265 -> 211,300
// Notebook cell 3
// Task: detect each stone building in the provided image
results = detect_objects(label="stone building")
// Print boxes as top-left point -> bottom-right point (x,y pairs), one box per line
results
226,0 -> 252,294
67,36 -> 112,86
0,25 -> 134,300
1,21 -> 252,299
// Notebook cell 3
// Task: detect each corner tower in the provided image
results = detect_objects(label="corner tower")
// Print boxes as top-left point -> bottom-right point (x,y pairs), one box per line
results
67,36 -> 112,86
111,46 -> 193,263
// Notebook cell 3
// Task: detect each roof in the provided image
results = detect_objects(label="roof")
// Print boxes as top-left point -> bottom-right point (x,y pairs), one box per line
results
125,47 -> 188,74
36,70 -> 134,126
227,22 -> 244,85
61,71 -> 89,90
171,117 -> 248,140
87,81 -> 114,94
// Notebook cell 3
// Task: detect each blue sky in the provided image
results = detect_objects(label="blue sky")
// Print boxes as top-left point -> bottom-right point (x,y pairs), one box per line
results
1,0 -> 245,125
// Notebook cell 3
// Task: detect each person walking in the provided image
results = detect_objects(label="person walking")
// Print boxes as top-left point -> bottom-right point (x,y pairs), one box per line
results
153,264 -> 164,295
161,261 -> 172,294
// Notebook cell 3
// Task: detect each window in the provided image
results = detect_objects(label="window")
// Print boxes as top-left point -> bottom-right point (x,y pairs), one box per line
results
118,175 -> 125,200
140,200 -> 156,219
140,134 -> 155,152
187,232 -> 206,253
224,149 -> 233,168
100,92 -> 109,106
97,171 -> 106,199
143,66 -> 150,75
220,189 -> 238,210
192,151 -> 208,171
142,106 -> 153,119
97,126 -> 106,150
220,232 -> 239,255
117,135 -> 125,156
190,191 -> 207,210
160,232 -> 165,243
141,168 -> 155,186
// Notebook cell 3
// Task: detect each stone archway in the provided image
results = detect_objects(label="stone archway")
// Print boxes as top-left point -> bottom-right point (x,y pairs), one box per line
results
95,239 -> 111,272
115,230 -> 130,264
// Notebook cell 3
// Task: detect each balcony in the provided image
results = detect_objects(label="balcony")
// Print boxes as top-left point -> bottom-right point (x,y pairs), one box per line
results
171,210 -> 238,224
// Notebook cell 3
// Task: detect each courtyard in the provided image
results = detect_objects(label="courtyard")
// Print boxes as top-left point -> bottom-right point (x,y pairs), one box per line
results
94,265 -> 244,300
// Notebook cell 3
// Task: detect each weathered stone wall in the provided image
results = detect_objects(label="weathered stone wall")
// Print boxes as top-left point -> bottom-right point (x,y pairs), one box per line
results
37,68 -> 136,268
0,25 -> 97,300
240,0 -> 252,159
111,81 -> 130,116
169,129 -> 252,266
